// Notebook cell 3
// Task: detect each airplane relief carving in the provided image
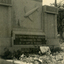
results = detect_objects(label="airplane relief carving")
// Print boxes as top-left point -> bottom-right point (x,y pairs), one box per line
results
24,6 -> 39,22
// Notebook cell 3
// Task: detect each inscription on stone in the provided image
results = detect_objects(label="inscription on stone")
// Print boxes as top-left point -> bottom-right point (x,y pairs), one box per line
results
14,35 -> 46,45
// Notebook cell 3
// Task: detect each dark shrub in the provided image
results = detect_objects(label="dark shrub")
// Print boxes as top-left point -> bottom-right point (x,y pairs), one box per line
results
12,50 -> 22,59
50,46 -> 63,54
1,48 -> 13,59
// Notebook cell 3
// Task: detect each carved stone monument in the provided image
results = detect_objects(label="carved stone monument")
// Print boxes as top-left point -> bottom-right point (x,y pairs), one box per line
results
0,0 -> 59,55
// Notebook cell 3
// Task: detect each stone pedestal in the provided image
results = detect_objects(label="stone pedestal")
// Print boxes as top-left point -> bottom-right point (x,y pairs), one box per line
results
43,5 -> 59,46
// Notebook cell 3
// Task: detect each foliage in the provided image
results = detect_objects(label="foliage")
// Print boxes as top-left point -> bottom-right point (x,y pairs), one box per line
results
51,2 -> 64,37
50,1 -> 64,34
1,47 -> 40,59
1,48 -> 22,59
57,8 -> 64,33
50,47 -> 63,54
12,50 -> 22,59
1,48 -> 13,59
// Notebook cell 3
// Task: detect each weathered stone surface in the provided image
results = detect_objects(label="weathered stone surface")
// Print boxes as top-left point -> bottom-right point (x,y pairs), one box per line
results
56,55 -> 63,61
40,46 -> 51,54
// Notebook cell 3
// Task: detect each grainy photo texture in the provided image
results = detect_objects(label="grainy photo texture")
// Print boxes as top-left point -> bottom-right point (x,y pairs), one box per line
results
0,0 -> 64,64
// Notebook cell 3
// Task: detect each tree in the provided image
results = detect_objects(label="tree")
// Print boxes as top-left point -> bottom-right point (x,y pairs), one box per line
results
50,1 -> 64,40
50,0 -> 64,8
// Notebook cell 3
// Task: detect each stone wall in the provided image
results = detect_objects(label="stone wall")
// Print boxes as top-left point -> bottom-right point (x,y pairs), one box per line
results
0,5 -> 12,55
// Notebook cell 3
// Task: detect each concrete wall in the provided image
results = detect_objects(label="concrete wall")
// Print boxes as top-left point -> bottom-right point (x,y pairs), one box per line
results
0,5 -> 12,55
0,6 -> 8,37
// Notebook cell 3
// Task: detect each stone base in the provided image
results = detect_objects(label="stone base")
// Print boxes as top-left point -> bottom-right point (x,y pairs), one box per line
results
46,38 -> 60,48
0,38 -> 11,55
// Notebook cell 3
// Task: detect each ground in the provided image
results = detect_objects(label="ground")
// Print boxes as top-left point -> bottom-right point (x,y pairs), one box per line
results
0,51 -> 64,64
0,42 -> 64,64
